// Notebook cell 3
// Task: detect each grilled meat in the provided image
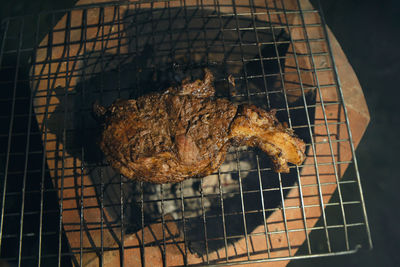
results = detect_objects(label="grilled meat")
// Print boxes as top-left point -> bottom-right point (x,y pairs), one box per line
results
93,69 -> 305,183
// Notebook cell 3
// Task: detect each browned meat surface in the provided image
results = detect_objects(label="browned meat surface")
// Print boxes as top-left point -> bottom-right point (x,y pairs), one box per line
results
93,69 -> 305,183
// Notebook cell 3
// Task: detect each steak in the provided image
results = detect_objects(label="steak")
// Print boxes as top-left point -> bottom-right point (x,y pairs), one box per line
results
93,69 -> 305,183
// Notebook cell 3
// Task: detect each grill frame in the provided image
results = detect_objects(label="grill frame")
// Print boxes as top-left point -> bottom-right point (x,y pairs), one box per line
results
0,0 -> 372,266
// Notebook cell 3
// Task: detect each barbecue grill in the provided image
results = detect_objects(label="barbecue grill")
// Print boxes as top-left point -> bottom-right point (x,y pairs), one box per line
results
0,0 -> 372,266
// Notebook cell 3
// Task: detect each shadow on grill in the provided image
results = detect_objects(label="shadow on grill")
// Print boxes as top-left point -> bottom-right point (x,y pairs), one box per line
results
43,7 -> 315,258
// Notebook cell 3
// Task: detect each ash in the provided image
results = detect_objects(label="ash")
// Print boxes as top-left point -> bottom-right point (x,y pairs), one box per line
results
90,145 -> 290,256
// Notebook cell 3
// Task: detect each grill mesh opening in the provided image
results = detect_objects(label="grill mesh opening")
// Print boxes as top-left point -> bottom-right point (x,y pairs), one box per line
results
0,0 -> 372,266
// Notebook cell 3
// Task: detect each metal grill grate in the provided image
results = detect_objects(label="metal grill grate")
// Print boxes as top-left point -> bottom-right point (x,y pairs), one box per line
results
0,0 -> 372,266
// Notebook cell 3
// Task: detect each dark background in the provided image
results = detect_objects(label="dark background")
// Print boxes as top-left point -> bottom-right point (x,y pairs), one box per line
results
1,0 -> 399,266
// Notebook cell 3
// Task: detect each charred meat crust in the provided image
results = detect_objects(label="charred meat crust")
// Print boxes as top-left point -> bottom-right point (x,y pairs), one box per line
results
230,105 -> 306,173
95,69 -> 306,183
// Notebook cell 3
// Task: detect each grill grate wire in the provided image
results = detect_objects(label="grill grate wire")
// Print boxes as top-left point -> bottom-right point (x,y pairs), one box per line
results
0,0 -> 372,266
